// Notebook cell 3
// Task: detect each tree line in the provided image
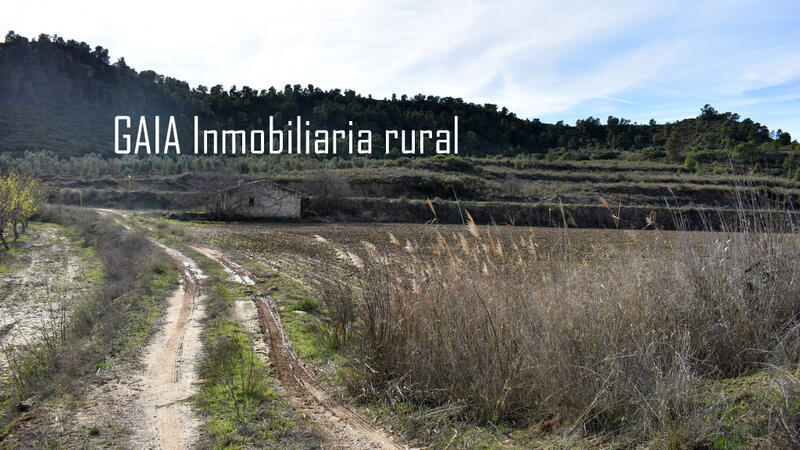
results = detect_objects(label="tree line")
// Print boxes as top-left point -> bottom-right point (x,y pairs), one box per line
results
0,31 -> 794,166
0,171 -> 45,248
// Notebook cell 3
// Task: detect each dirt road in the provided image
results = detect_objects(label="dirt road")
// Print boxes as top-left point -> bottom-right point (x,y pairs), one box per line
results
190,245 -> 404,450
97,209 -> 205,449
138,244 -> 205,449
97,210 -> 402,448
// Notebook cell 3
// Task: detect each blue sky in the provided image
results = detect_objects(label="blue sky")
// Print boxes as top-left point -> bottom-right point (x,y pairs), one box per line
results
5,0 -> 800,136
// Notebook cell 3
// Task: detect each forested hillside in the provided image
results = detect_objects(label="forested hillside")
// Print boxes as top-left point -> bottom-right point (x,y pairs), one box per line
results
0,31 -> 796,169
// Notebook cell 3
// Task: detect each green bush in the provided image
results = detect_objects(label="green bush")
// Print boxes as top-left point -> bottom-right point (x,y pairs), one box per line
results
291,298 -> 320,314
440,156 -> 474,172
684,154 -> 700,172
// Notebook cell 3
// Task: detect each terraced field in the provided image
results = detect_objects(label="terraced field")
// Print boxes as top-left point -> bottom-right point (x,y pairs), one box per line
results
35,157 -> 800,223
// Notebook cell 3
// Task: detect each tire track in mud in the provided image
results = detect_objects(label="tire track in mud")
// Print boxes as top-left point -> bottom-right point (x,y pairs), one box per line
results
189,245 -> 404,450
141,243 -> 205,449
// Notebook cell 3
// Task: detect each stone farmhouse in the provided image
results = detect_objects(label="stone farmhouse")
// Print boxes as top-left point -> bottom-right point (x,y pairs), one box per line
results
211,180 -> 301,219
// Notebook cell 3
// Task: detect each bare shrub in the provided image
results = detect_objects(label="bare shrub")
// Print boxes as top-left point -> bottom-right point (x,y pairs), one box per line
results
201,168 -> 245,217
501,173 -> 523,197
302,170 -> 351,213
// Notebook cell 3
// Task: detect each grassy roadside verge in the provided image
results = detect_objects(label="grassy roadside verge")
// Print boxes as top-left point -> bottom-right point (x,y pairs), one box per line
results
124,215 -> 320,449
191,251 -> 320,449
0,206 -> 179,444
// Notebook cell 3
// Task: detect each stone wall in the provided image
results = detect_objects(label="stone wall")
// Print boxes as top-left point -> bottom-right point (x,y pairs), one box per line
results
213,181 -> 301,219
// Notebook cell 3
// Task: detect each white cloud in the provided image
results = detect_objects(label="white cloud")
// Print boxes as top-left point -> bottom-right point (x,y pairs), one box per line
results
3,0 -> 798,134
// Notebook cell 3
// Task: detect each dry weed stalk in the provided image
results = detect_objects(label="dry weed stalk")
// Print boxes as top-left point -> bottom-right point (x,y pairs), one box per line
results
318,199 -> 800,443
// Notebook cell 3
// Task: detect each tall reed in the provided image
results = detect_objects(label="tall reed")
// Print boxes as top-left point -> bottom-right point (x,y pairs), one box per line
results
323,204 -> 800,442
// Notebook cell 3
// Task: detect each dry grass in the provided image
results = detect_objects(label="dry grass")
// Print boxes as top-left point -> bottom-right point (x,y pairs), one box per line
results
319,204 -> 800,444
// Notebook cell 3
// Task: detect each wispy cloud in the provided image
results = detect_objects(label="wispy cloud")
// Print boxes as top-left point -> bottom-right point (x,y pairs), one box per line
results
3,0 -> 799,134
